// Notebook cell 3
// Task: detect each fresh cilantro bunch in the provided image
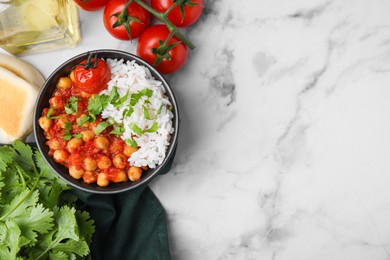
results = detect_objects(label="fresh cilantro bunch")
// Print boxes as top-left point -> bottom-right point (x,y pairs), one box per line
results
0,141 -> 95,259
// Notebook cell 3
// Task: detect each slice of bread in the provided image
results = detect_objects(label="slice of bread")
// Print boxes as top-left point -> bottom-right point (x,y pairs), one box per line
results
0,66 -> 38,144
0,53 -> 45,89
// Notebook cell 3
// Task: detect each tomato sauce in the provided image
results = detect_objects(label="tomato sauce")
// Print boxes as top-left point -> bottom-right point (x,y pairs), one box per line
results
39,73 -> 144,187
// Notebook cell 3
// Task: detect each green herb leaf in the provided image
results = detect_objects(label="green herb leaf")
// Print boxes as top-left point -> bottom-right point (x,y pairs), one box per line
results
122,107 -> 134,119
87,94 -> 108,115
125,139 -> 138,148
94,121 -> 112,135
77,115 -> 90,127
110,125 -> 125,136
129,123 -> 143,136
64,97 -> 79,115
145,122 -> 159,133
46,107 -> 60,119
0,142 -> 95,258
113,91 -> 129,108
130,88 -> 153,106
108,86 -> 119,104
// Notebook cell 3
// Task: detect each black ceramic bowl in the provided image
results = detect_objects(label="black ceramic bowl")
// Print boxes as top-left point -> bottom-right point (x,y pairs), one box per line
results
34,49 -> 179,194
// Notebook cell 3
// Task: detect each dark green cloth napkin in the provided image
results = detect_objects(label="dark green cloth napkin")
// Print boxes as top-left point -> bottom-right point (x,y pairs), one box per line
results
71,150 -> 176,260
72,185 -> 171,260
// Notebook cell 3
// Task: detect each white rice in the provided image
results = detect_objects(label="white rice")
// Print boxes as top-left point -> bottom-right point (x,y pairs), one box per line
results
100,58 -> 174,169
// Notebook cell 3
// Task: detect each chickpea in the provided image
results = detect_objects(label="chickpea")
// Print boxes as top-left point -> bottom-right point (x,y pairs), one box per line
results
81,91 -> 92,98
83,171 -> 97,184
109,138 -> 123,154
95,136 -> 109,150
57,77 -> 72,89
97,173 -> 109,187
48,138 -> 61,150
112,170 -> 128,183
81,130 -> 94,142
83,157 -> 97,171
69,166 -> 84,179
112,153 -> 127,169
53,150 -> 69,163
67,138 -> 83,153
128,166 -> 142,182
77,114 -> 90,128
39,116 -> 53,132
123,145 -> 137,157
49,96 -> 62,108
141,166 -> 149,171
89,121 -> 99,132
56,115 -> 68,129
97,156 -> 112,170
69,70 -> 75,82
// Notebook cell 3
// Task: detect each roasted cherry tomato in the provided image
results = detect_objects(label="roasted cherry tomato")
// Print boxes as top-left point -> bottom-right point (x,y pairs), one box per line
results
137,25 -> 188,74
103,0 -> 151,40
74,0 -> 109,11
73,56 -> 111,94
151,0 -> 203,27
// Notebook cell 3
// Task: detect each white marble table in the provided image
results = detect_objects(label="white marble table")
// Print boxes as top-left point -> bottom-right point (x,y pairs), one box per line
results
11,0 -> 390,259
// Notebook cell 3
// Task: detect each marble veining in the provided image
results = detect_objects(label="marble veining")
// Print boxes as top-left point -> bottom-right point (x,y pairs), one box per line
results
5,0 -> 390,259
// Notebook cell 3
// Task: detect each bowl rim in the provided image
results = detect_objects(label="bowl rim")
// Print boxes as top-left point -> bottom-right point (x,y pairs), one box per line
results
33,49 -> 179,194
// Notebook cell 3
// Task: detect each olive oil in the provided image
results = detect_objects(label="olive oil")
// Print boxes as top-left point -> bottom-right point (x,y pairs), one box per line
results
0,0 -> 80,55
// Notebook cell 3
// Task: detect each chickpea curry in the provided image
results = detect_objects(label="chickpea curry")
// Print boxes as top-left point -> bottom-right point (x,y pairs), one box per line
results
39,57 -> 147,187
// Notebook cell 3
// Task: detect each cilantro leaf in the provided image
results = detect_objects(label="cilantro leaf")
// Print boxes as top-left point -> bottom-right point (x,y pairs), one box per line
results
122,106 -> 134,119
75,210 -> 95,244
0,142 -> 94,258
130,88 -> 153,106
12,140 -> 36,174
113,91 -> 129,108
0,220 -> 23,259
87,94 -> 108,115
64,96 -> 79,115
110,125 -> 125,136
0,146 -> 13,172
145,121 -> 159,133
129,123 -> 143,136
94,121 -> 112,135
125,139 -> 138,148
46,107 -> 60,119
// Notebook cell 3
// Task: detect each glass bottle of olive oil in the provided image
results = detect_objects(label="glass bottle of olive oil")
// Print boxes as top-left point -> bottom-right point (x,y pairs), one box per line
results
0,0 -> 80,55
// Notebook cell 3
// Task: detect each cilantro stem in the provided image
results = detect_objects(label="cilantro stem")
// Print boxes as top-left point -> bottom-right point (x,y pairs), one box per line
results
35,233 -> 61,260
15,165 -> 27,190
132,0 -> 195,49
0,173 -> 40,222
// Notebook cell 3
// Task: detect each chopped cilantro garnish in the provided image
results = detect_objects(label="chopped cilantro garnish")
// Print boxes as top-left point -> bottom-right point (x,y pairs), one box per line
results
94,121 -> 112,135
130,88 -> 153,106
110,125 -> 125,136
144,122 -> 159,133
125,139 -> 138,148
46,107 -> 60,119
129,123 -> 143,136
129,122 -> 159,136
64,96 -> 79,115
63,121 -> 82,140
77,115 -> 90,127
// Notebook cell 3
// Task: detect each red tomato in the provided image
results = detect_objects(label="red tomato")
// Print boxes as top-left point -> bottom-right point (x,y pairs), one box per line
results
137,25 -> 188,74
103,0 -> 151,40
151,0 -> 203,27
74,0 -> 109,11
74,57 -> 111,94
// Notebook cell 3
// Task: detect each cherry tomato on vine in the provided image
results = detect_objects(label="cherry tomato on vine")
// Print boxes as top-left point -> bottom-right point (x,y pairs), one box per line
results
74,0 -> 109,11
137,25 -> 188,74
151,0 -> 203,27
103,0 -> 151,40
74,56 -> 111,94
